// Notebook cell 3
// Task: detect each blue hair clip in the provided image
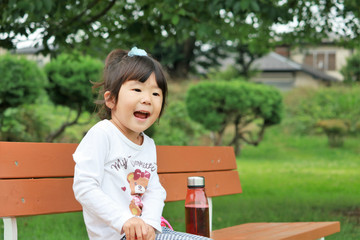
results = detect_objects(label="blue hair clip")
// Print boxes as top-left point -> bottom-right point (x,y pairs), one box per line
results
128,47 -> 148,57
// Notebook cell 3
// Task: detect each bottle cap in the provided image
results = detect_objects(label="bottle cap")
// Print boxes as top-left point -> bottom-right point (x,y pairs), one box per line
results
187,176 -> 205,188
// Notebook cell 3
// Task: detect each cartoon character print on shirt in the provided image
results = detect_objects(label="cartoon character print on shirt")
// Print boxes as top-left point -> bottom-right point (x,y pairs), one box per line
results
127,169 -> 151,216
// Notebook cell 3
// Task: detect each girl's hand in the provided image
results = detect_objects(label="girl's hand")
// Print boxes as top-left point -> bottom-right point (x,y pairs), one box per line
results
122,217 -> 148,240
146,224 -> 156,240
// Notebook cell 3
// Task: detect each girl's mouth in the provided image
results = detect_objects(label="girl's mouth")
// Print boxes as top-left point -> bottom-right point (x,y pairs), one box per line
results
134,111 -> 150,119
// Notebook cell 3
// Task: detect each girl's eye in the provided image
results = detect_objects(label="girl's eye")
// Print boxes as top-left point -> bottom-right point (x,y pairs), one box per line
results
133,89 -> 141,92
153,92 -> 160,96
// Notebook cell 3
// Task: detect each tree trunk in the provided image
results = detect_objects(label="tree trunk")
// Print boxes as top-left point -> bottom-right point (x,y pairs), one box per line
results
236,45 -> 264,79
170,37 -> 196,79
214,129 -> 223,146
233,117 -> 241,155
45,107 -> 82,142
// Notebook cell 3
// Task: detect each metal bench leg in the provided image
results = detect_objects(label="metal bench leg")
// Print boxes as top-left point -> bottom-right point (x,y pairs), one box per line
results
3,217 -> 17,240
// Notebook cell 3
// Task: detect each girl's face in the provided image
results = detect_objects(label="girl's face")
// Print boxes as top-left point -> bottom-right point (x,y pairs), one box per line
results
105,73 -> 163,143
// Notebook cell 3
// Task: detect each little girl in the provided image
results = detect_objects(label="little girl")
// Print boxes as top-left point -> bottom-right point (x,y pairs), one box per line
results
73,47 -> 212,240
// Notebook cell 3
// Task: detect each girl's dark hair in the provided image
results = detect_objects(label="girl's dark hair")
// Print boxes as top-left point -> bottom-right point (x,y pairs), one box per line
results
93,49 -> 168,120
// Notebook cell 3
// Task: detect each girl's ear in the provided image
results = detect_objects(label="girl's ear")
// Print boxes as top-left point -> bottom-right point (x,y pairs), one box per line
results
104,91 -> 115,109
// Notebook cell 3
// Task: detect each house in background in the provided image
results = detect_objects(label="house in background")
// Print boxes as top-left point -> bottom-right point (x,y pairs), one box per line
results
250,41 -> 355,90
12,46 -> 51,66
251,52 -> 339,91
275,42 -> 354,81
0,46 -> 50,67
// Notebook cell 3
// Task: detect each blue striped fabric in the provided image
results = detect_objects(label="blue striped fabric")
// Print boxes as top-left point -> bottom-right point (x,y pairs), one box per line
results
121,227 -> 213,240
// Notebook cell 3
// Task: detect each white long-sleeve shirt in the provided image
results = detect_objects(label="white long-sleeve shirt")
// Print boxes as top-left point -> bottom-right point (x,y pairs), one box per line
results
73,120 -> 166,240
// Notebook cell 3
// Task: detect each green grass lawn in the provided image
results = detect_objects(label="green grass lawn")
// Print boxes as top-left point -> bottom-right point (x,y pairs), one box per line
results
1,127 -> 359,239
164,127 -> 360,239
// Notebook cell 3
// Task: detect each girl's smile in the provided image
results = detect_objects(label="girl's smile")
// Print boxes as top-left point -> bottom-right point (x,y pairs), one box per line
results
134,110 -> 150,120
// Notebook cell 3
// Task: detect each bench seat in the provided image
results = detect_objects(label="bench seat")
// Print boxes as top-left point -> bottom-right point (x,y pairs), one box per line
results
211,222 -> 340,240
0,142 -> 340,240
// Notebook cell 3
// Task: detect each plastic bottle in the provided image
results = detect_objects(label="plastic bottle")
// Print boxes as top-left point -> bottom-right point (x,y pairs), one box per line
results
185,176 -> 210,237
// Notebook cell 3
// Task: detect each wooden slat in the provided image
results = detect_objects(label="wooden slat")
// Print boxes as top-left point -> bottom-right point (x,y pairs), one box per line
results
159,170 -> 242,202
0,142 -> 78,178
0,178 -> 82,217
0,170 -> 242,217
0,143 -> 237,178
211,222 -> 340,240
157,146 -> 237,173
0,142 -> 241,216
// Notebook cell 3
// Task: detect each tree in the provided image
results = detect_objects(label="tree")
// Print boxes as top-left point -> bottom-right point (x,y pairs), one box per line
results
0,54 -> 46,139
44,52 -> 103,142
341,49 -> 360,83
0,0 -> 117,56
278,0 -> 360,48
316,119 -> 349,147
1,103 -> 52,142
1,0 -> 359,79
123,0 -> 360,79
186,81 -> 283,155
106,0 -> 228,79
137,0 -> 287,79
150,101 -> 207,146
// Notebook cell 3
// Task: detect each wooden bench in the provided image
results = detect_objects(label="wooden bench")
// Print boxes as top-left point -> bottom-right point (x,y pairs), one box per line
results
0,142 -> 340,240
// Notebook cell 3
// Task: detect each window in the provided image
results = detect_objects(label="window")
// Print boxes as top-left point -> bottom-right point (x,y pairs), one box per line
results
328,53 -> 336,70
303,51 -> 336,71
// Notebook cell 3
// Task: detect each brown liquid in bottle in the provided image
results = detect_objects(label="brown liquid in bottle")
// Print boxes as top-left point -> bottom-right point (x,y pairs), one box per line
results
185,206 -> 210,237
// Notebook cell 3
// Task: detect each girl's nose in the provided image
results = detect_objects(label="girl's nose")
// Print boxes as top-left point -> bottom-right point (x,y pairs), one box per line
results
141,93 -> 151,105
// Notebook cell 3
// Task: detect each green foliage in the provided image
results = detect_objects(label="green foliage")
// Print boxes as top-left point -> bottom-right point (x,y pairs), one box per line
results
151,101 -> 207,146
316,119 -> 349,147
186,81 -> 282,131
341,49 -> 360,83
0,98 -> 96,143
45,52 -> 103,113
2,1 -> 358,79
0,52 -> 102,142
43,52 -> 103,142
0,54 -> 46,112
204,66 -> 246,82
0,54 -> 46,140
0,0 -> 116,51
1,104 -> 51,142
186,81 -> 282,154
284,86 -> 360,146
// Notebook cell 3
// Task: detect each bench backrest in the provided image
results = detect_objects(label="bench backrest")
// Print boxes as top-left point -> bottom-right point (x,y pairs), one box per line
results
0,142 -> 241,218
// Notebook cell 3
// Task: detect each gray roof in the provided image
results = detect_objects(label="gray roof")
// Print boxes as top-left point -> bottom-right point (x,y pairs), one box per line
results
253,52 -> 339,82
11,46 -> 44,54
12,45 -> 56,54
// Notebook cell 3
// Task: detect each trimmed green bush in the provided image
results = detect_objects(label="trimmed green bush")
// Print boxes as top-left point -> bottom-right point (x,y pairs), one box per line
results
186,81 -> 282,154
44,52 -> 103,141
1,103 -> 51,142
45,52 -> 103,112
0,54 -> 46,139
0,54 -> 46,113
151,101 -> 207,146
316,119 -> 349,147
